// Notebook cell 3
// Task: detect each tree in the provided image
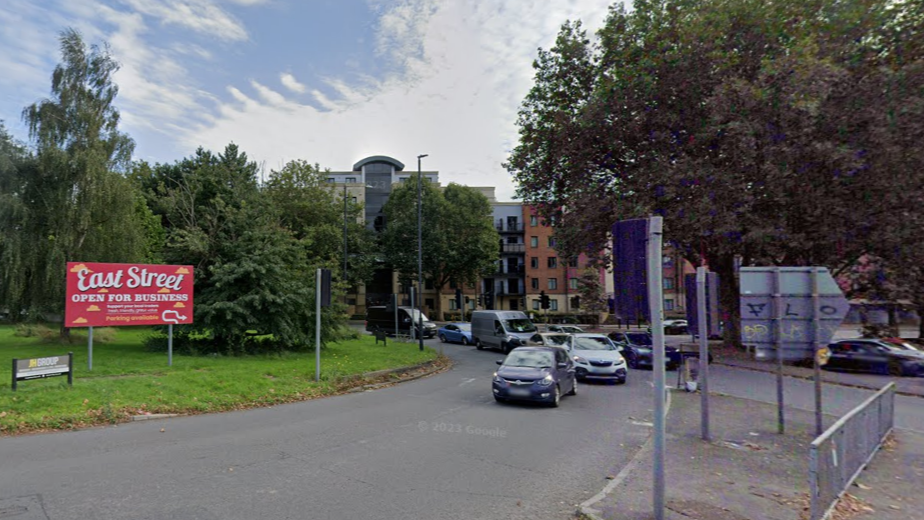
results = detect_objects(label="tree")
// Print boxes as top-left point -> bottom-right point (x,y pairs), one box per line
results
381,176 -> 499,317
262,160 -> 377,289
0,29 -> 151,324
507,0 -> 924,345
576,268 -> 607,324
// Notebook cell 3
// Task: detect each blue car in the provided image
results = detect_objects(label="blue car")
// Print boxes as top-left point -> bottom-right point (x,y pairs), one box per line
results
492,347 -> 577,407
438,322 -> 472,345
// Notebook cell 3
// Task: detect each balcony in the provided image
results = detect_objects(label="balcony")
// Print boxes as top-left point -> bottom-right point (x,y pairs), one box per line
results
495,221 -> 525,233
495,264 -> 525,276
494,285 -> 524,296
500,243 -> 525,254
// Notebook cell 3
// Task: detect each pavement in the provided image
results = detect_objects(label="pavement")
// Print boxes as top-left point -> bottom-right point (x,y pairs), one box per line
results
580,390 -> 924,520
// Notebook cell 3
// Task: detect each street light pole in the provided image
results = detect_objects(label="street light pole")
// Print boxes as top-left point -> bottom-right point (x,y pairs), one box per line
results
343,183 -> 348,305
417,154 -> 428,352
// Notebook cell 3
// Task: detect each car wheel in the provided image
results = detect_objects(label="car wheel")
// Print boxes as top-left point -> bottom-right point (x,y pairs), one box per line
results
627,355 -> 638,369
567,380 -> 577,396
550,385 -> 561,407
494,396 -> 506,403
889,362 -> 904,377
504,343 -> 513,355
475,339 -> 484,350
461,337 -> 469,346
438,334 -> 446,343
617,378 -> 627,385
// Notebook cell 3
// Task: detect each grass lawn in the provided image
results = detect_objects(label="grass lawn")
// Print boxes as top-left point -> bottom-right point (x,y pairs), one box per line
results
0,325 -> 441,435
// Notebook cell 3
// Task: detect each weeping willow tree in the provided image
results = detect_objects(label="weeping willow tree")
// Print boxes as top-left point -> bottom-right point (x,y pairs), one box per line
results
0,28 -> 156,325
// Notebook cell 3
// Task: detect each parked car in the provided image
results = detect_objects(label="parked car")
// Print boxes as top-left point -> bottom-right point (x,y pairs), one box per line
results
529,332 -> 572,348
564,334 -> 628,384
492,346 -> 577,406
548,324 -> 584,334
825,338 -> 924,376
646,319 -> 688,335
607,331 -> 681,370
471,310 -> 539,353
437,322 -> 472,345
365,306 -> 438,338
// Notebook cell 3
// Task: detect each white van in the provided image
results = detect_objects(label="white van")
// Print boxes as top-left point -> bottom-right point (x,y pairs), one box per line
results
471,310 -> 539,353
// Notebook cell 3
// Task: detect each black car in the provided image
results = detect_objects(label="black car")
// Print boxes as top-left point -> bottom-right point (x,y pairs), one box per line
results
492,347 -> 577,407
825,339 -> 924,376
607,331 -> 681,370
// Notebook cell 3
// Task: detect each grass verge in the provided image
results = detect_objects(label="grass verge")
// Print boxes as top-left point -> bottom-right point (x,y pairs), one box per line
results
0,325 -> 443,435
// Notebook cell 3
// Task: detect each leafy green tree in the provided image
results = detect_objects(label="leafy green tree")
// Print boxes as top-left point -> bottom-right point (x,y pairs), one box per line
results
0,29 -> 151,324
576,268 -> 607,323
507,0 -> 924,345
137,145 -> 343,353
262,160 -> 377,289
381,176 -> 499,317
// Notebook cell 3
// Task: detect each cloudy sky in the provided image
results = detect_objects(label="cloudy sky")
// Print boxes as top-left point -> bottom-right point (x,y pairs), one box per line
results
0,0 -> 617,200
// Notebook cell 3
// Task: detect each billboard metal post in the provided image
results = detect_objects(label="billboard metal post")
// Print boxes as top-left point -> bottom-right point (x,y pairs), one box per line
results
315,268 -> 321,382
11,359 -> 16,392
68,351 -> 73,386
647,216 -> 665,520
168,324 -> 173,367
773,268 -> 785,434
394,294 -> 399,337
697,267 -> 710,441
88,326 -> 94,371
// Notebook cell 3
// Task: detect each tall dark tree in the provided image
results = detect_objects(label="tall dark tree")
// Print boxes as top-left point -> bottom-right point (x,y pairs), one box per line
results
0,29 -> 150,323
508,0 -> 924,345
381,177 -> 499,318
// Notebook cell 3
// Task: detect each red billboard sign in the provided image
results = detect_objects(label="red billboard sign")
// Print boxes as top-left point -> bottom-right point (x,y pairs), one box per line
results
65,262 -> 194,327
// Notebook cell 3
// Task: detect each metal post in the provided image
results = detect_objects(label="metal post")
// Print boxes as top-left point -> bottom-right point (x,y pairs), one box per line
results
88,326 -> 94,371
316,268 -> 321,382
168,323 -> 173,366
812,267 -> 824,436
417,154 -> 427,352
410,287 -> 416,340
343,184 -> 349,305
67,352 -> 73,386
394,294 -> 399,337
647,216 -> 665,520
697,267 -> 710,441
11,358 -> 16,392
773,268 -> 785,434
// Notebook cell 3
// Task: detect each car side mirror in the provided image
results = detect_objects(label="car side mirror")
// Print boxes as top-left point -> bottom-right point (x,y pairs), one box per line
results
496,360 -> 503,365
557,362 -> 568,369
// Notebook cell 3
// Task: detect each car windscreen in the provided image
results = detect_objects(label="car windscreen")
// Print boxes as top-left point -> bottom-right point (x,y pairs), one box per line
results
503,351 -> 554,368
882,340 -> 920,352
408,309 -> 430,322
503,319 -> 537,333
543,334 -> 569,346
573,337 -> 617,351
627,333 -> 652,345
457,324 -> 471,331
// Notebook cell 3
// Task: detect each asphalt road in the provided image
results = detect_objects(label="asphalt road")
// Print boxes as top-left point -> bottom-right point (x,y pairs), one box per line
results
0,337 -> 661,520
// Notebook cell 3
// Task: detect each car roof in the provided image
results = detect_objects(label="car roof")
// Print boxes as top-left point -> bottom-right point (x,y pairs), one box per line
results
508,346 -> 558,353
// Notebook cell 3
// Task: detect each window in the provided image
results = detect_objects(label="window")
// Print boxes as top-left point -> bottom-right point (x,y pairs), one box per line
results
346,177 -> 356,183
449,300 -> 458,310
425,298 -> 434,309
532,300 -> 540,310
548,278 -> 558,290
530,215 -> 538,226
664,299 -> 674,311
425,279 -> 434,290
327,177 -> 336,183
570,278 -> 578,290
550,300 -> 559,311
530,236 -> 538,248
449,280 -> 457,289
663,278 -> 674,290
548,257 -> 557,269
398,177 -> 408,183
569,257 -> 578,268
530,257 -> 539,269
662,255 -> 673,267
531,278 -> 539,290
548,237 -> 556,247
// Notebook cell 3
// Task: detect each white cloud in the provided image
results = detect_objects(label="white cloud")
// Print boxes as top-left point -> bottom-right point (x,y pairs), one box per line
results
192,0 -> 614,200
119,0 -> 249,41
280,73 -> 306,94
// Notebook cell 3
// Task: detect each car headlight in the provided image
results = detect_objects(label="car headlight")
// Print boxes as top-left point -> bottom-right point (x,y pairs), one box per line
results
507,336 -> 521,345
537,374 -> 554,386
615,358 -> 626,366
493,372 -> 504,384
573,355 -> 587,364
